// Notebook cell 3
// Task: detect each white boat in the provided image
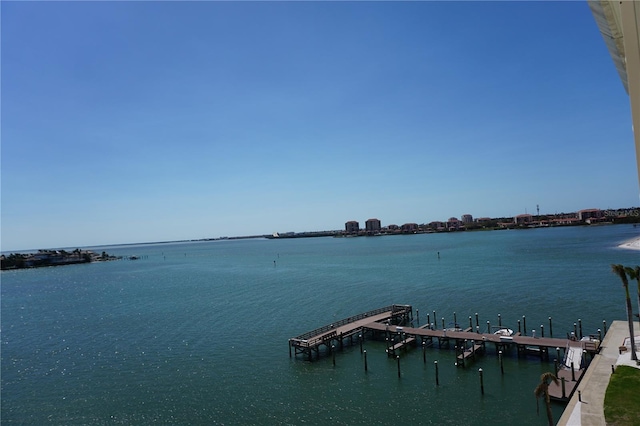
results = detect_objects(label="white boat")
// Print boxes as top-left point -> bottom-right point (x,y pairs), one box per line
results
493,327 -> 514,337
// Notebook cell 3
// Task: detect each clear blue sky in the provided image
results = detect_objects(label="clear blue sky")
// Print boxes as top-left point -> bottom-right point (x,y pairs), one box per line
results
2,1 -> 638,251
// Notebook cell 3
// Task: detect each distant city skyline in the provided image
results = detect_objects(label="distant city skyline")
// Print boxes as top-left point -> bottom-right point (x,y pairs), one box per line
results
2,1 -> 639,251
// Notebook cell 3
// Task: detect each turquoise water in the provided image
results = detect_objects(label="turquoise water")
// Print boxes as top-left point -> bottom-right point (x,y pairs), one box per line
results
2,225 -> 639,425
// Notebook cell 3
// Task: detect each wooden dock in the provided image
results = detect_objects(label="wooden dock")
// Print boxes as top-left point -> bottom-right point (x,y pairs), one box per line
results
289,304 -> 413,361
363,322 -> 578,361
290,306 -> 601,364
547,367 -> 586,402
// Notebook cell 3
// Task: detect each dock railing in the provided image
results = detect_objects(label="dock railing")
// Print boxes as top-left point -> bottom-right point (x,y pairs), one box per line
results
292,304 -> 410,341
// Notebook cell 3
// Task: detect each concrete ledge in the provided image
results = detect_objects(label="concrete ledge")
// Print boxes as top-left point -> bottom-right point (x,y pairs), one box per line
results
557,320 -> 640,426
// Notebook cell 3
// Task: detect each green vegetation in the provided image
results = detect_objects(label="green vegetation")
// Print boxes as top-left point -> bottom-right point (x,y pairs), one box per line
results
611,264 -> 638,361
534,372 -> 559,426
604,366 -> 640,426
0,249 -> 112,270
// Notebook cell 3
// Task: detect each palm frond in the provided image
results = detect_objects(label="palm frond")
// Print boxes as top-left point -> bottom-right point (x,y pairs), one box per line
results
612,264 -> 629,287
625,266 -> 637,280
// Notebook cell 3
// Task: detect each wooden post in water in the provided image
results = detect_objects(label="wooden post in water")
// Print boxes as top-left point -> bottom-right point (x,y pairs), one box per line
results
556,347 -> 561,363
578,319 -> 583,339
416,309 -> 419,325
549,317 -> 553,337
397,356 -> 401,378
469,316 -> 473,329
422,341 -> 426,363
523,315 -> 527,336
561,377 -> 566,398
603,319 -> 607,334
427,313 -> 430,328
499,350 -> 504,375
435,361 -> 439,385
289,341 -> 292,358
453,312 -> 457,326
479,368 -> 484,394
554,359 -> 559,376
571,362 -> 576,381
332,345 -> 336,367
433,311 -> 437,329
574,323 -> 578,338
364,350 -> 368,372
441,317 -> 445,330
541,324 -> 544,338
498,313 -> 502,327
455,345 -> 459,367
475,313 -> 479,328
518,319 -> 521,334
598,328 -> 602,341
359,334 -> 363,354
487,320 -> 491,334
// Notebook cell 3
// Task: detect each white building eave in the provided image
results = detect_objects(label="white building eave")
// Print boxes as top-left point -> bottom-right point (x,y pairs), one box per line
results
589,0 -> 640,189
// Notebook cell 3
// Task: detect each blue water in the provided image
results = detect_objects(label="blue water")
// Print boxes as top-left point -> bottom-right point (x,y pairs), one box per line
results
2,225 -> 639,425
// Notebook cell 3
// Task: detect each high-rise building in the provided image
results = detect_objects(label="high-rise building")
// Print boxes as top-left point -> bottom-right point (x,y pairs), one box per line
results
365,218 -> 381,234
345,221 -> 360,234
461,214 -> 473,223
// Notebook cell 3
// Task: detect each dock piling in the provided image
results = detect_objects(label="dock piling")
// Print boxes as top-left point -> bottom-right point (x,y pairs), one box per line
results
475,313 -> 479,327
416,309 -> 419,325
574,322 -> 577,338
454,312 -> 457,325
469,316 -> 472,329
479,368 -> 484,394
359,334 -> 363,353
397,356 -> 401,378
541,324 -> 544,338
422,341 -> 426,363
332,345 -> 336,366
441,317 -> 445,330
598,328 -> 602,341
498,313 -> 502,327
549,317 -> 553,337
364,350 -> 368,372
487,321 -> 490,333
518,319 -> 521,334
578,319 -> 583,339
499,350 -> 504,375
603,320 -> 607,334
435,361 -> 439,385
433,311 -> 436,328
571,362 -> 576,381
561,377 -> 566,398
523,316 -> 527,336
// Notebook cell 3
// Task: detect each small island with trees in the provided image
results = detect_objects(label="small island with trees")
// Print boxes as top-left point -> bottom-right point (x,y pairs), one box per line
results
0,249 -> 120,271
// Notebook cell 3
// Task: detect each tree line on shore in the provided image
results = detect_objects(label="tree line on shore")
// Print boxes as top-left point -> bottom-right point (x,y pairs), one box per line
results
0,249 -> 116,270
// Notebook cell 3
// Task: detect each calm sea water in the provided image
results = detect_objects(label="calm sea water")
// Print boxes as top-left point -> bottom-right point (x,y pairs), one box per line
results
2,225 -> 639,425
